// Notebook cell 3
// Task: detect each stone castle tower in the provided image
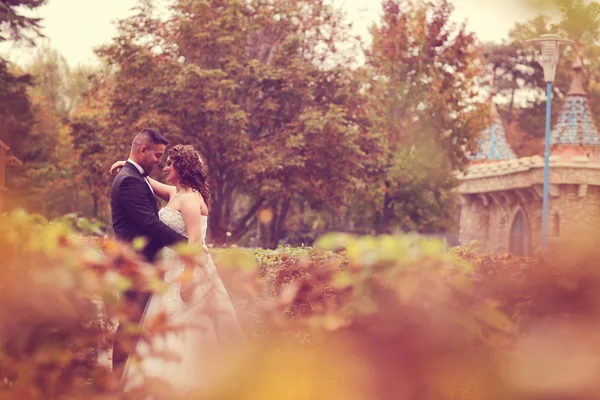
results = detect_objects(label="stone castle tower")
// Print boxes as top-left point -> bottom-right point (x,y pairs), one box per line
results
457,57 -> 600,255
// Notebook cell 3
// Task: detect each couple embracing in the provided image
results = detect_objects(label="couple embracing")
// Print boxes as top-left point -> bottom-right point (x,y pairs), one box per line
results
109,128 -> 244,392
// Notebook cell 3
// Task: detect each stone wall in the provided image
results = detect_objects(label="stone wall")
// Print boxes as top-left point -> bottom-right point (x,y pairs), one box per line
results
457,155 -> 600,254
550,184 -> 600,240
459,190 -> 541,254
458,197 -> 490,251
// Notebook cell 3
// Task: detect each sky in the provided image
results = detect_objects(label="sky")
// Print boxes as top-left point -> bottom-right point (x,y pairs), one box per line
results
1,0 -> 548,67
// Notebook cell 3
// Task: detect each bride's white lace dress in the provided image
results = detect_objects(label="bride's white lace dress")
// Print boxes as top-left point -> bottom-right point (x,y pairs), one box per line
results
122,207 -> 244,393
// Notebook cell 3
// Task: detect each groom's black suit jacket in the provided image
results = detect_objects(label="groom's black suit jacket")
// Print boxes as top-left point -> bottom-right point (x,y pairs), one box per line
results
110,162 -> 186,262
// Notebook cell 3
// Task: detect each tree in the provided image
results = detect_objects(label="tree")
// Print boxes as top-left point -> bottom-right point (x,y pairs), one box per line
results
6,45 -> 102,218
65,72 -> 113,220
0,0 -> 50,215
26,45 -> 95,118
0,0 -> 46,44
359,0 -> 486,235
0,62 -> 34,156
0,0 -> 48,156
484,0 -> 600,156
94,0 -> 378,248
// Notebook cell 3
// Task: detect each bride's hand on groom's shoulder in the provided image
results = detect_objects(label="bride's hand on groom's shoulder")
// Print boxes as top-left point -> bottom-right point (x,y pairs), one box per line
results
110,160 -> 126,174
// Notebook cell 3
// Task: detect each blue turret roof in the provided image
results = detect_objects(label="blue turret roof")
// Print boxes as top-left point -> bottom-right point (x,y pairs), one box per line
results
469,102 -> 517,162
550,56 -> 600,147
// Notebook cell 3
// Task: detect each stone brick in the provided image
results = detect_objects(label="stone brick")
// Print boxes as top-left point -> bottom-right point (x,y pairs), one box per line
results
457,156 -> 600,255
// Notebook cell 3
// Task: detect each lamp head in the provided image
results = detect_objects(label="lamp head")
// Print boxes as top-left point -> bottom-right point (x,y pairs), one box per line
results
527,34 -> 572,83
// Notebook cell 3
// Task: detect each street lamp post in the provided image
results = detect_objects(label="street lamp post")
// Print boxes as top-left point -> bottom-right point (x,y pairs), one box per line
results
527,34 -> 571,253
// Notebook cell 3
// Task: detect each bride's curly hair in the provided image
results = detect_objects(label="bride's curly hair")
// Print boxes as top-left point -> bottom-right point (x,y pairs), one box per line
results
168,145 -> 212,212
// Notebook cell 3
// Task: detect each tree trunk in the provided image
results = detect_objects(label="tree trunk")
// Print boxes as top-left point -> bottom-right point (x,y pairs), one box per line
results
258,199 -> 291,249
92,194 -> 99,219
507,88 -> 516,125
270,198 -> 290,249
221,182 -> 234,228
229,197 -> 265,243
258,201 -> 275,249
375,181 -> 393,235
208,192 -> 228,245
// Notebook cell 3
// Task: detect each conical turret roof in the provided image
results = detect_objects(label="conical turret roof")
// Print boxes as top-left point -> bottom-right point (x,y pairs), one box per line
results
550,55 -> 600,148
469,98 -> 517,162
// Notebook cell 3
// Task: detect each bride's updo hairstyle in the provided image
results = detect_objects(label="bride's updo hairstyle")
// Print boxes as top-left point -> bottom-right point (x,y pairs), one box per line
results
168,144 -> 212,212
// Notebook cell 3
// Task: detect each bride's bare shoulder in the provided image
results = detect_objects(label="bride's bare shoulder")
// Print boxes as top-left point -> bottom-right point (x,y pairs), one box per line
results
180,191 -> 208,215
179,191 -> 201,203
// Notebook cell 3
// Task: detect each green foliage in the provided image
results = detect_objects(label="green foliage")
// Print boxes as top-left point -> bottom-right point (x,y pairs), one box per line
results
0,209 -> 117,398
216,236 -> 511,341
0,0 -> 47,45
0,0 -> 47,156
356,0 -> 486,235
3,0 -> 495,244
13,0 -> 600,249
0,209 -> 203,399
485,0 -> 600,155
214,237 -> 600,399
56,213 -> 108,236
69,116 -> 114,218
92,0 -> 374,248
0,61 -> 34,156
8,47 -> 101,217
7,209 -> 600,398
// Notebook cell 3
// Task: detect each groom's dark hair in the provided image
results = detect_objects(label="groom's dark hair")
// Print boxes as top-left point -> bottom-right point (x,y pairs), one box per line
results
132,128 -> 169,150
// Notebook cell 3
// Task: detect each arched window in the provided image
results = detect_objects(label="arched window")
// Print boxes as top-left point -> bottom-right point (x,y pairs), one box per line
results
509,209 -> 530,256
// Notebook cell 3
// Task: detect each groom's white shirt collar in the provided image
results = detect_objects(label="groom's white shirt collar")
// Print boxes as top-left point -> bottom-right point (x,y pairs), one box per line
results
127,159 -> 154,194
127,159 -> 146,175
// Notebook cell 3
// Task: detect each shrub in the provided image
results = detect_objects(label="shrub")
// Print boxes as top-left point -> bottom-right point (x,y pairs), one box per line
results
5,209 -> 600,399
0,210 -> 200,399
215,236 -> 600,399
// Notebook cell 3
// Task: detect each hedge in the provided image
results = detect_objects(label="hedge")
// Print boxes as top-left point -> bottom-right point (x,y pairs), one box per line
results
2,210 -> 600,399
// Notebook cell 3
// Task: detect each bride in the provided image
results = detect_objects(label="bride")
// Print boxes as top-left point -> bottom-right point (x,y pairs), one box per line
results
110,145 -> 244,394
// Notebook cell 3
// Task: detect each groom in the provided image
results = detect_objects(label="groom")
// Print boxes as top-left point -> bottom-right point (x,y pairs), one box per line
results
109,128 -> 186,377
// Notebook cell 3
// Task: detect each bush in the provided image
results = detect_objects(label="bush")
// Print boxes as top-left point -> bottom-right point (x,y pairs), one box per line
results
4,209 -> 600,399
215,237 -> 600,399
0,210 -> 202,399
0,210 -> 118,397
